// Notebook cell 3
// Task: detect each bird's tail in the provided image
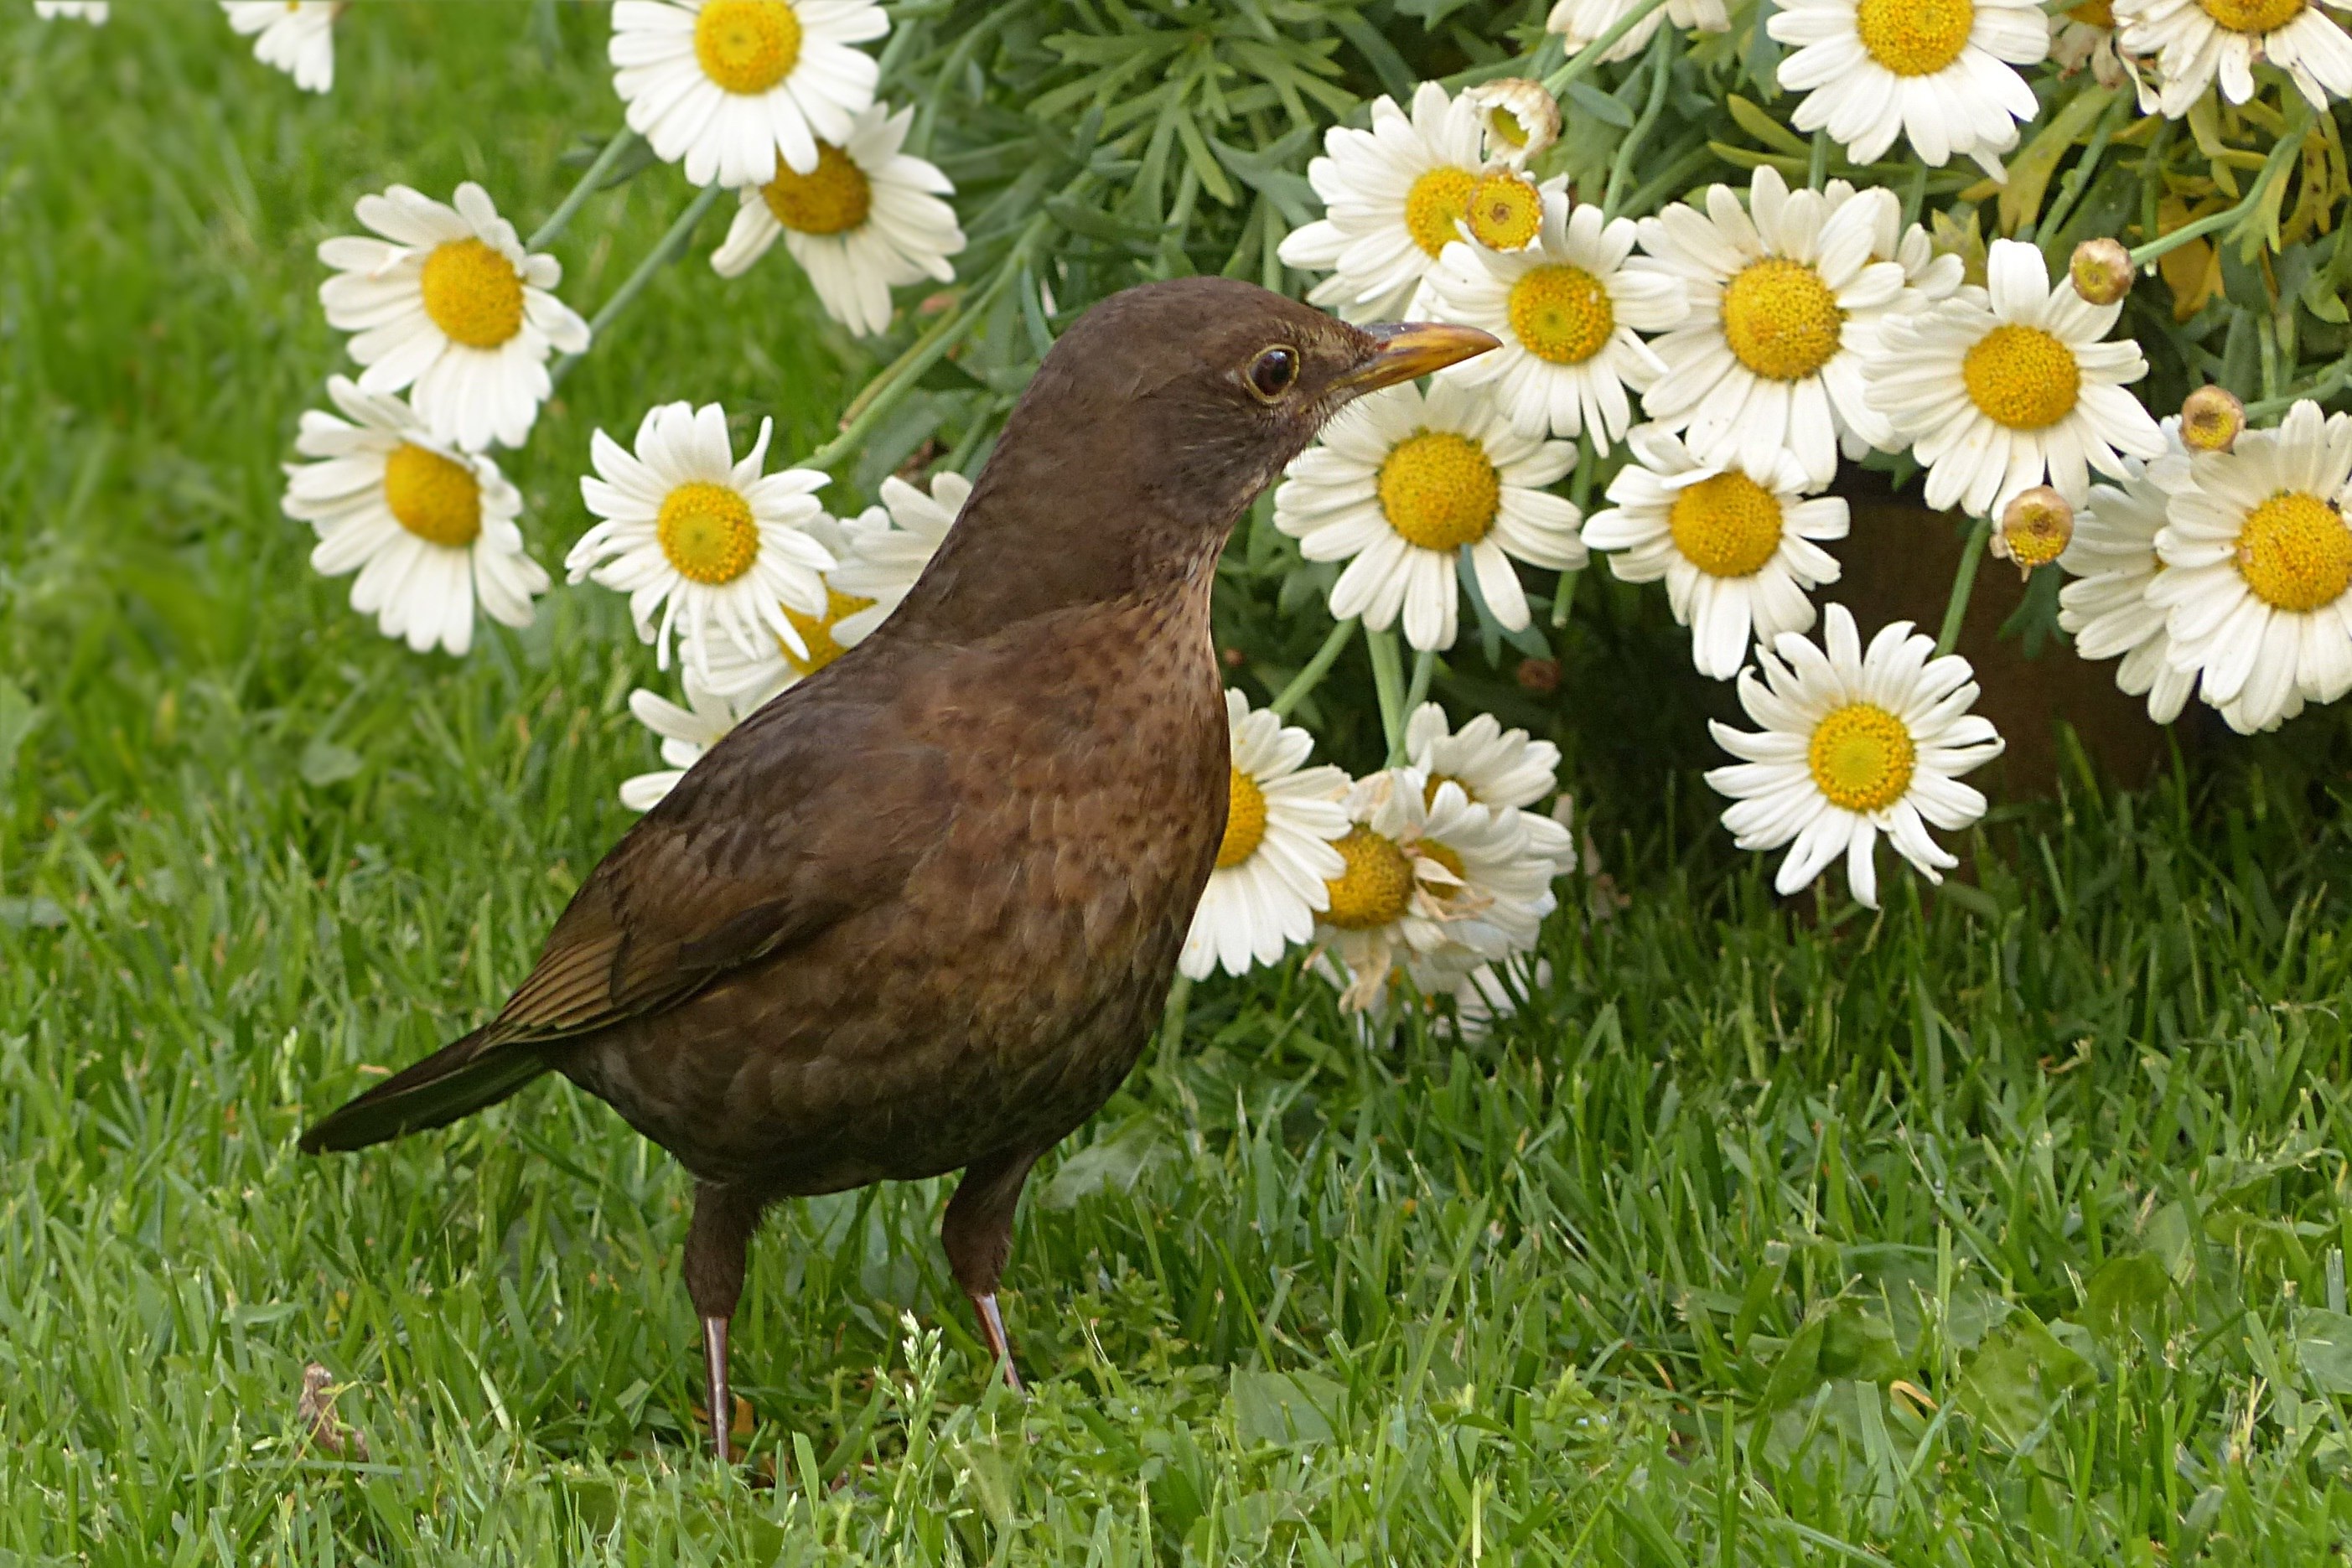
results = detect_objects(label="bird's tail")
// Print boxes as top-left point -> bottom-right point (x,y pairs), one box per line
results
298,1028 -> 550,1154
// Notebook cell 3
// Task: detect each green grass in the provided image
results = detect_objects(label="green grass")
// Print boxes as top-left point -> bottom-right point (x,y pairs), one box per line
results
13,4 -> 2352,1563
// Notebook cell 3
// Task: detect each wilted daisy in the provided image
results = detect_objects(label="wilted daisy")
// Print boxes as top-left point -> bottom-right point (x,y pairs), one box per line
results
34,3 -> 108,20
2056,431 -> 2199,723
1423,190 -> 1686,452
1277,81 -> 1486,323
2149,400 -> 2352,733
1402,702 -> 1579,878
829,469 -> 965,643
1631,168 -> 1911,487
1769,0 -> 2048,173
282,376 -> 547,657
223,2 -> 337,93
1583,426 -> 1850,679
2053,0 -> 2160,103
567,401 -> 834,682
709,103 -> 964,337
1179,691 -> 1351,981
1460,79 -> 1562,168
1273,378 -> 1584,651
318,183 -> 591,453
2117,0 -> 2352,115
1316,768 -> 1556,1012
1546,0 -> 1730,61
609,0 -> 888,189
619,676 -> 755,811
1707,604 -> 2003,908
1870,238 -> 2164,516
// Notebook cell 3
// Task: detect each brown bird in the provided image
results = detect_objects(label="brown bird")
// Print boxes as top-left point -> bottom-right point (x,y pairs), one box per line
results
300,277 -> 1495,1461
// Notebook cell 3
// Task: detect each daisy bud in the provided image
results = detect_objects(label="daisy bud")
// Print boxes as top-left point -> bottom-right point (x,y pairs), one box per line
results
1992,486 -> 2073,577
1464,168 -> 1546,252
1464,79 -> 1561,168
2068,238 -> 2133,307
2180,385 -> 2246,454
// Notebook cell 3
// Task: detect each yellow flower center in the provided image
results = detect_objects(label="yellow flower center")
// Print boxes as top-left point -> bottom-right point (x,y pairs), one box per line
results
1962,324 -> 2080,431
1668,471 -> 1785,577
1216,768 -> 1269,869
2235,490 -> 2352,613
1507,264 -> 1615,366
2066,0 -> 2115,23
780,586 -> 877,675
1807,703 -> 1917,814
381,442 -> 482,548
693,0 -> 803,94
1465,170 -> 1544,251
761,142 -> 873,235
1377,430 -> 1501,551
1722,257 -> 1845,382
1853,0 -> 1975,75
1403,166 -> 1478,258
2198,0 -> 2303,32
655,481 -> 761,586
418,238 -> 525,350
1323,826 -> 1417,929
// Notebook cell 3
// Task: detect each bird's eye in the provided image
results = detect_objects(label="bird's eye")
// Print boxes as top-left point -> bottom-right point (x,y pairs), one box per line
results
1246,345 -> 1299,401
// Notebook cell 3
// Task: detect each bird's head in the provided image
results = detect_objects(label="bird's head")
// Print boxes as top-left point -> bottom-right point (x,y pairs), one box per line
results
903,277 -> 1497,632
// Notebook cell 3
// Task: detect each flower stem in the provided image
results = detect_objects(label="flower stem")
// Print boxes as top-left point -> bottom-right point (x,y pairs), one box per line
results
2127,98 -> 2313,270
1541,0 -> 1672,96
1935,516 -> 1992,659
1603,29 -> 1676,220
2031,88 -> 2124,251
551,183 -> 724,387
1367,626 -> 1408,765
527,127 -> 640,254
1270,617 -> 1359,718
1402,647 -> 1437,720
1806,128 -> 1830,192
2246,347 -> 2352,419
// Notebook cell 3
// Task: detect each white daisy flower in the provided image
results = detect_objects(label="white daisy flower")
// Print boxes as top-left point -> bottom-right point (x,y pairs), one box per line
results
282,376 -> 548,657
1869,238 -> 2165,516
619,676 -> 756,811
1316,768 -> 1557,1013
1179,691 -> 1351,981
1583,426 -> 1851,679
1629,168 -> 1913,487
609,0 -> 888,190
1402,701 -> 1579,878
1768,0 -> 2048,173
2117,0 -> 2352,116
709,103 -> 965,337
1706,603 -> 2004,908
2056,427 -> 2200,723
1277,81 -> 1487,323
1546,0 -> 1730,62
1272,378 -> 1585,652
318,183 -> 591,454
567,401 -> 834,683
34,3 -> 108,20
223,2 -> 337,94
1422,189 -> 1687,453
2148,399 -> 2352,733
828,469 -> 965,644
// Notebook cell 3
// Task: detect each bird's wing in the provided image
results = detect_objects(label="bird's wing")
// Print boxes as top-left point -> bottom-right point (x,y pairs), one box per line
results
479,691 -> 951,1050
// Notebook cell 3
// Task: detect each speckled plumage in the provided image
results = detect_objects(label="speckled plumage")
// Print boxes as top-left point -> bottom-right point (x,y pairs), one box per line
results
300,277 -> 1497,1458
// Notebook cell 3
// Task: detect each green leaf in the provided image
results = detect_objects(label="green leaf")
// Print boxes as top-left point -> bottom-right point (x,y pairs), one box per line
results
2295,1309 -> 2352,1395
1039,1117 -> 1168,1209
1954,1312 -> 2096,1450
1230,1368 -> 1341,1446
1723,95 -> 1809,158
2081,1252 -> 2171,1347
299,740 -> 365,789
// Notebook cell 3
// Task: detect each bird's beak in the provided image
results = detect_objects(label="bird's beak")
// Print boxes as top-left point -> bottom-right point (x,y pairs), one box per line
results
1333,321 -> 1501,396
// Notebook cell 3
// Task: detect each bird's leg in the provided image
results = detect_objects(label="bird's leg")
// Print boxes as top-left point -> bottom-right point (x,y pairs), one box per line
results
682,1182 -> 762,1464
941,1148 -> 1043,1392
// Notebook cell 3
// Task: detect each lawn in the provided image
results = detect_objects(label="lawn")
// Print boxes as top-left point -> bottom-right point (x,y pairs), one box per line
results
10,4 -> 2352,1564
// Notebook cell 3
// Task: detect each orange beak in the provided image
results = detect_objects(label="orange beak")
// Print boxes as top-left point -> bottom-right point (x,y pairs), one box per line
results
1333,321 -> 1501,395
